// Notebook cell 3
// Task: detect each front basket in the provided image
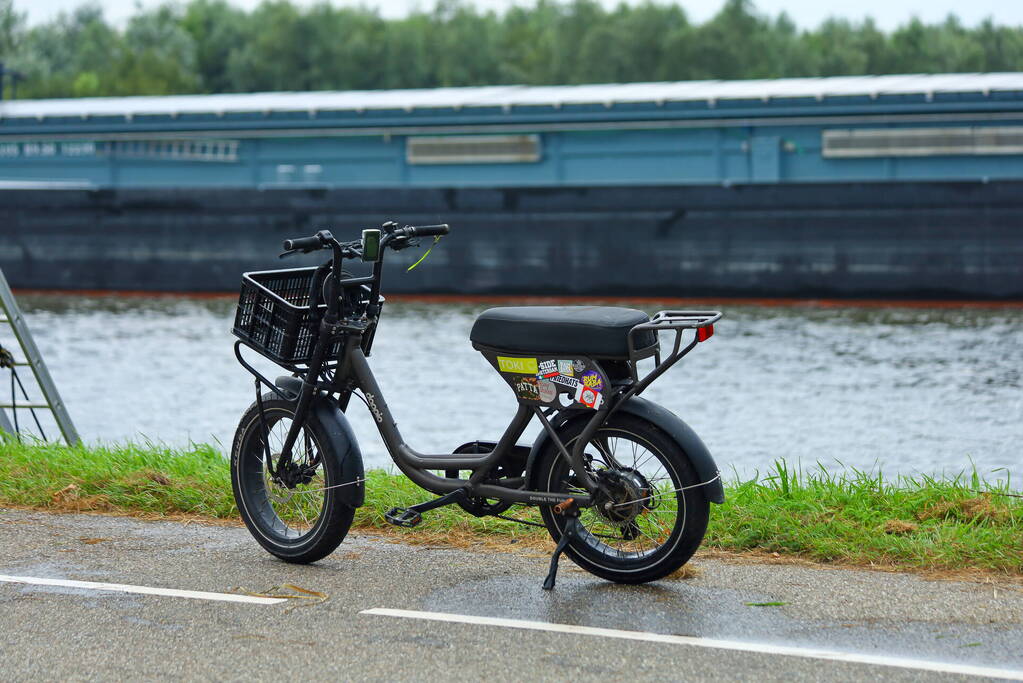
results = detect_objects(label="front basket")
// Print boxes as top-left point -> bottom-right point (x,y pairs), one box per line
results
232,267 -> 341,365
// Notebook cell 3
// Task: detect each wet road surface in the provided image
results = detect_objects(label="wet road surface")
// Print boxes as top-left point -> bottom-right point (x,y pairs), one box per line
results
1,509 -> 1021,681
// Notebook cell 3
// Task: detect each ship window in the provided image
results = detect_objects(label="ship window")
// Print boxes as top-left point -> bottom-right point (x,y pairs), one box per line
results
407,134 -> 541,164
303,164 -> 323,182
822,127 -> 1023,157
98,138 -> 239,162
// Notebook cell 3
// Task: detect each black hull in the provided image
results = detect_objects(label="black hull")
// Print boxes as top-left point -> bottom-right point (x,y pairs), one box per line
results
1,181 -> 1021,299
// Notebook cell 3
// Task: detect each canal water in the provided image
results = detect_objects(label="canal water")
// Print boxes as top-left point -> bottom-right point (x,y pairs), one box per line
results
7,294 -> 1022,483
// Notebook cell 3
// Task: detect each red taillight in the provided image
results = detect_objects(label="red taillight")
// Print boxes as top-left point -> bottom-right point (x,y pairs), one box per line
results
697,324 -> 714,342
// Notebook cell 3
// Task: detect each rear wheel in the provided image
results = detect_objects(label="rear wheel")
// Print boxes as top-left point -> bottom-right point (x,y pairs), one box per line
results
231,395 -> 354,563
532,414 -> 709,584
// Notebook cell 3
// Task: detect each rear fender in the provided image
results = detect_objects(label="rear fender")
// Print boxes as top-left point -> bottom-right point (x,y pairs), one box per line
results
525,396 -> 725,504
275,376 -> 365,507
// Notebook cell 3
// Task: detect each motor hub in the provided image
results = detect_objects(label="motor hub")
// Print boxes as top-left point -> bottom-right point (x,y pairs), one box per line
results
593,468 -> 652,525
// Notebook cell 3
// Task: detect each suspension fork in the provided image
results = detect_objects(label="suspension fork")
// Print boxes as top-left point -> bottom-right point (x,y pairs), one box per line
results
273,316 -> 335,475
274,239 -> 350,475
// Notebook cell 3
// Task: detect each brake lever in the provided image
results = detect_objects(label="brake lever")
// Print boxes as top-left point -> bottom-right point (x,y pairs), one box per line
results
278,250 -> 300,259
390,236 -> 419,251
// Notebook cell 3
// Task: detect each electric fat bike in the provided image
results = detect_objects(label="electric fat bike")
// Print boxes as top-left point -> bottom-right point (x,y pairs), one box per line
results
230,222 -> 725,589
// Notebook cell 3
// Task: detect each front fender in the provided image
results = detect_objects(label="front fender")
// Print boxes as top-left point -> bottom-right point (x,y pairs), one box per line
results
276,376 -> 365,508
526,396 -> 725,504
311,398 -> 365,508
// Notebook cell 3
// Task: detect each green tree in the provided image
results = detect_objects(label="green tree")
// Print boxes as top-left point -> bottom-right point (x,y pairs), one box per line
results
497,0 -> 562,84
380,12 -> 435,88
224,1 -> 307,91
11,4 -> 121,98
4,0 -> 1023,100
427,0 -> 503,87
801,18 -> 888,76
974,19 -> 1023,72
683,0 -> 776,79
181,0 -> 248,92
0,0 -> 23,60
114,5 -> 200,94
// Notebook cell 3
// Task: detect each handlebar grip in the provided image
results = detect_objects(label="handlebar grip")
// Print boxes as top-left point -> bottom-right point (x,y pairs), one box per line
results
408,224 -> 450,238
282,235 -> 323,252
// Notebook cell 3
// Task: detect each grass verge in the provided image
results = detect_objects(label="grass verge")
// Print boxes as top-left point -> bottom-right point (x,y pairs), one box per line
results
0,439 -> 1020,575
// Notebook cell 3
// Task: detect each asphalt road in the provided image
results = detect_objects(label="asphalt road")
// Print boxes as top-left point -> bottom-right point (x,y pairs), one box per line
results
1,508 -> 1021,681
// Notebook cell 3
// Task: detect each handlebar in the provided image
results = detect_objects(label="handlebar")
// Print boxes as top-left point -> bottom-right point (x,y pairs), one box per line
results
392,224 -> 450,239
282,235 -> 324,253
281,222 -> 450,261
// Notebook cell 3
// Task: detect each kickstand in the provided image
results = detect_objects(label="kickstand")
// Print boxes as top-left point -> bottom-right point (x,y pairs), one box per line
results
542,515 -> 582,591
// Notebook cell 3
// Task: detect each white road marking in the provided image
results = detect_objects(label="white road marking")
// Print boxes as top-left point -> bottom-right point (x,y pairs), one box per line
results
361,608 -> 1023,681
0,574 -> 287,605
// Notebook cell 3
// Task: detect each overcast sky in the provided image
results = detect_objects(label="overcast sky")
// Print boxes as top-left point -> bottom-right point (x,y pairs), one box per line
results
15,0 -> 1023,29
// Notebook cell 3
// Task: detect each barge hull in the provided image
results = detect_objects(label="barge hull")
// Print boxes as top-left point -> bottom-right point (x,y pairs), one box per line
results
1,181 -> 1020,299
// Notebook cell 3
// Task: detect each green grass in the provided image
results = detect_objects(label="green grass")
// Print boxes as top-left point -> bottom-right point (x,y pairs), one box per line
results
1,437 -> 1020,574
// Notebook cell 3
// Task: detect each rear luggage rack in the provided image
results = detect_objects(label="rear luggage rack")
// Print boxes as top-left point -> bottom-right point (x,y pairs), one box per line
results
626,310 -> 722,392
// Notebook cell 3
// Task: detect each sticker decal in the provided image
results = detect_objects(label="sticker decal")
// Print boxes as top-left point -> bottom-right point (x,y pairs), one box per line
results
538,380 -> 557,403
580,370 -> 604,393
550,374 -> 580,390
537,359 -> 560,378
575,383 -> 603,410
486,351 -> 604,406
516,376 -> 540,401
498,356 -> 538,374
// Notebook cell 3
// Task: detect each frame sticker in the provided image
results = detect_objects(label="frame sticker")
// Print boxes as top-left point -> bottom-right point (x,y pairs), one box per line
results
537,359 -> 560,378
579,370 -> 604,393
575,383 -> 603,410
484,350 -> 608,408
550,374 -> 580,390
515,376 -> 540,401
537,379 -> 558,403
498,356 -> 538,374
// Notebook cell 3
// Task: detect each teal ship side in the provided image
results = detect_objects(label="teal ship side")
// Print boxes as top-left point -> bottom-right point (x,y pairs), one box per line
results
1,74 -> 1021,298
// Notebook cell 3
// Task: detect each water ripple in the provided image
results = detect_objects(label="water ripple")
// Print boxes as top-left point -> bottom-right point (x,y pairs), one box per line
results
8,295 -> 1022,484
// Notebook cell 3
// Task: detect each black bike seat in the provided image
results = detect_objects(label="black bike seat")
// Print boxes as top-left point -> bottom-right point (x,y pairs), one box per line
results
470,306 -> 655,358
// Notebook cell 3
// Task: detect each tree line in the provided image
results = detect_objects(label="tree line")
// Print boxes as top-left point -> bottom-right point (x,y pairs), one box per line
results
1,0 -> 1022,99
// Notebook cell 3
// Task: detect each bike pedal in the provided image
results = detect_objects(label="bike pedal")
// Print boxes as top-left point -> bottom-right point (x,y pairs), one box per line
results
385,507 -> 422,528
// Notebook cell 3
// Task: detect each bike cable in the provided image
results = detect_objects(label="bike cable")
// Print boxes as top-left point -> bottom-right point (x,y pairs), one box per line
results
493,510 -> 548,529
350,389 -> 373,411
281,477 -> 367,496
405,235 -> 444,272
609,473 -> 722,509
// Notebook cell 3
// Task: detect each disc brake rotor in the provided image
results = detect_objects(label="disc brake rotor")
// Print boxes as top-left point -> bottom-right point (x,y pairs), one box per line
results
265,451 -> 318,504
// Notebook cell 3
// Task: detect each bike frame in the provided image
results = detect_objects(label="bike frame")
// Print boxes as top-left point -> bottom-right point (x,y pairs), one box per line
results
234,229 -> 720,511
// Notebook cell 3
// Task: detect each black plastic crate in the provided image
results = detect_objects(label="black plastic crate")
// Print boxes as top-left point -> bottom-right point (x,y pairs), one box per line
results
232,267 -> 342,365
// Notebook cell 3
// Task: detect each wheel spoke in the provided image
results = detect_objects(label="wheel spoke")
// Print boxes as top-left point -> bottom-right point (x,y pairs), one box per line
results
547,426 -> 691,561
243,413 -> 327,539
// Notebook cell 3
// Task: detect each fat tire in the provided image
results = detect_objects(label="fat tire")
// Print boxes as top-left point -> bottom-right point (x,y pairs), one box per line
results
532,413 -> 710,585
231,394 -> 354,564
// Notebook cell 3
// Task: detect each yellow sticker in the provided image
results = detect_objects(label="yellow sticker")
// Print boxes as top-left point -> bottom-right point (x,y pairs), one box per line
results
497,356 -> 538,374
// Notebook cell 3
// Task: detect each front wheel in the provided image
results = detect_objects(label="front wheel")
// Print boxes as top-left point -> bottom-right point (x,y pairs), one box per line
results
532,413 -> 710,584
231,395 -> 354,563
